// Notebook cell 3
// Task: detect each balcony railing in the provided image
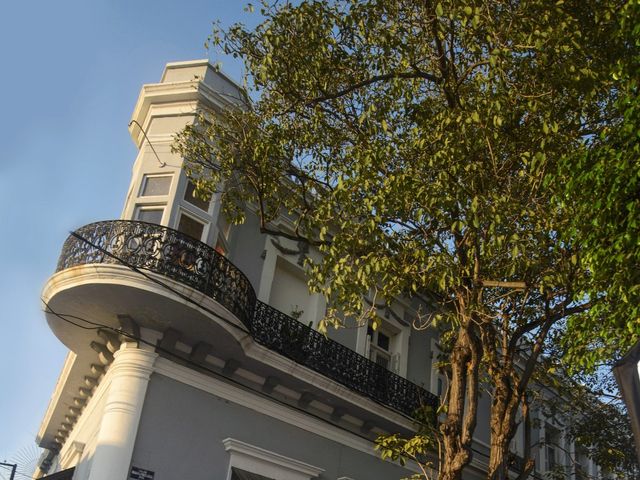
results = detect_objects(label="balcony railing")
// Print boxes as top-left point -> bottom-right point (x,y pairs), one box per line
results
57,220 -> 439,419
57,220 -> 256,326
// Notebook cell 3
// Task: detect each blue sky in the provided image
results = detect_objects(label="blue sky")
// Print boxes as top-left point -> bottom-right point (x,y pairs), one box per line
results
0,1 -> 255,473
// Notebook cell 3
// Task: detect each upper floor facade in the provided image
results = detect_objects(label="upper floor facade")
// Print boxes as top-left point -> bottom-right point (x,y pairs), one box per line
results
35,60 -> 600,480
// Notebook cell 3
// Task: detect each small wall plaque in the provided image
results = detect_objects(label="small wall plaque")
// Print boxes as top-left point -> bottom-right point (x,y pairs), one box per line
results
130,466 -> 155,480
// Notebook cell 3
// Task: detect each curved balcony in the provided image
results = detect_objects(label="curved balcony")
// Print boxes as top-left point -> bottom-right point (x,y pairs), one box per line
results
57,220 -> 438,419
57,220 -> 256,326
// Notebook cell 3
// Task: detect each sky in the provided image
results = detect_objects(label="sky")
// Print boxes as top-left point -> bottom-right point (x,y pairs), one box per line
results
0,1 -> 257,475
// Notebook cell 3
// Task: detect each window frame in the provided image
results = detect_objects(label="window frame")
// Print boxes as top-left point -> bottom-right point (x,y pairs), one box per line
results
222,438 -> 324,480
175,208 -> 209,242
366,324 -> 393,369
134,205 -> 165,225
138,173 -> 173,198
183,179 -> 212,213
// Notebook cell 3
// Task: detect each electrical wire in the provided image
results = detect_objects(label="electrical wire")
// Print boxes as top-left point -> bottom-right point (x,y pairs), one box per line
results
43,302 -> 382,447
127,120 -> 166,168
66,229 -> 440,419
48,230 -> 554,479
43,303 -> 547,480
0,466 -> 34,480
40,296 -> 544,479
67,230 -> 252,337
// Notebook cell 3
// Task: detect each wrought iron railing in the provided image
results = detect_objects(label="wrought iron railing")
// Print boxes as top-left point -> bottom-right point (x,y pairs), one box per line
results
57,220 -> 439,418
252,301 -> 438,417
57,220 -> 256,326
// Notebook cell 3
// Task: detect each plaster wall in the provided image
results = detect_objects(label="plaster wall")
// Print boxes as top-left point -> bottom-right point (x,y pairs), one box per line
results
161,61 -> 242,101
269,256 -> 316,325
326,324 -> 358,351
405,327 -> 436,391
147,115 -> 193,137
130,373 -> 412,480
227,213 -> 269,292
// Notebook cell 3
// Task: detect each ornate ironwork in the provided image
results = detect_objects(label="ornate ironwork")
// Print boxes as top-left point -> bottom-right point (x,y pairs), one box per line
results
252,301 -> 439,418
57,220 -> 256,326
57,220 -> 439,419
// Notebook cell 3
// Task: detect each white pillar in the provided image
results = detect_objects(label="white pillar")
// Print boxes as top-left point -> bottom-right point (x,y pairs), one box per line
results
568,436 -> 576,480
87,343 -> 157,480
539,420 -> 547,472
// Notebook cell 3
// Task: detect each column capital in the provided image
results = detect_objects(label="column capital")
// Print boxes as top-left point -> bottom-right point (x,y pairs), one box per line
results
108,344 -> 158,380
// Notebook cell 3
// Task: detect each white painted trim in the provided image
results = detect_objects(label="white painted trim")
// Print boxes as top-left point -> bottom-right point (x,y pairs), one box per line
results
134,204 -> 167,225
37,352 -> 77,443
138,173 -> 173,198
43,264 -> 416,429
174,206 -> 211,243
59,441 -> 84,468
54,361 -> 114,465
429,339 -> 443,396
223,437 -> 324,480
355,312 -> 410,379
257,240 -> 279,302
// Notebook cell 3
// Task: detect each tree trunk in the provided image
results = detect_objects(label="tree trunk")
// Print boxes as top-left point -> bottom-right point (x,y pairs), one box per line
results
439,323 -> 480,480
487,374 -> 520,480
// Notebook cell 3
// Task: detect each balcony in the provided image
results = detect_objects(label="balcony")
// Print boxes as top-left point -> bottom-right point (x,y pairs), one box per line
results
57,220 -> 439,419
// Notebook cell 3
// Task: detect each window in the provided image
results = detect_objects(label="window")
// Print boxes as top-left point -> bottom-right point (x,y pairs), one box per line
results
215,216 -> 232,256
135,206 -> 164,224
140,174 -> 172,197
545,425 -> 560,471
366,323 -> 395,371
222,438 -> 323,480
575,448 -> 589,480
231,468 -> 273,480
177,212 -> 206,241
184,180 -> 211,212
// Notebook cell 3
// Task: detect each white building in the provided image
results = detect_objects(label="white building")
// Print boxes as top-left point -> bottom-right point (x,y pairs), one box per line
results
33,60 -> 598,480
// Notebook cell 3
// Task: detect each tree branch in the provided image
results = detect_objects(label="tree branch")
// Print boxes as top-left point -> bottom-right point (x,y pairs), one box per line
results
301,70 -> 441,107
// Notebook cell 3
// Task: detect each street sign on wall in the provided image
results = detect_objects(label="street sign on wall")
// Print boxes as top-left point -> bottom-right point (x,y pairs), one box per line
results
130,466 -> 155,480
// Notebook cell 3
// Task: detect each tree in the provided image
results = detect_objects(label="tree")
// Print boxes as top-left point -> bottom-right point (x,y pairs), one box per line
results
555,0 -> 640,374
173,1 -> 635,480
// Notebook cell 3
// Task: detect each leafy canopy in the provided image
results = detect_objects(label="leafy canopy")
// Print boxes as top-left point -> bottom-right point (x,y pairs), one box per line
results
174,0 -> 637,478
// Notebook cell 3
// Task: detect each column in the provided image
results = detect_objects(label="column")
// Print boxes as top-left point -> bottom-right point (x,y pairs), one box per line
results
538,420 -> 547,473
87,343 -> 157,480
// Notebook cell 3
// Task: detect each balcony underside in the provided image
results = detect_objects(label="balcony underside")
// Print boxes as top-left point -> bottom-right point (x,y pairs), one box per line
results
47,220 -> 438,423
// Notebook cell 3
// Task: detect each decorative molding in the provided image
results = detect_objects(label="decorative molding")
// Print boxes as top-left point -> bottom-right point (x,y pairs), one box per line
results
154,358 -> 383,458
60,441 -> 85,469
243,336 -> 414,429
44,263 -> 422,429
222,437 -> 324,480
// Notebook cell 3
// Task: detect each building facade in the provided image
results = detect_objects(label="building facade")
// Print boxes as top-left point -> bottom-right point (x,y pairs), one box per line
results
34,60 -> 598,480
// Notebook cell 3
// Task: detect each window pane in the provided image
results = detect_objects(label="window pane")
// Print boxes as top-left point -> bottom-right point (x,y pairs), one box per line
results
184,181 -> 211,211
141,175 -> 172,196
137,208 -> 163,224
377,332 -> 390,351
178,214 -> 205,240
231,468 -> 274,480
218,216 -> 231,240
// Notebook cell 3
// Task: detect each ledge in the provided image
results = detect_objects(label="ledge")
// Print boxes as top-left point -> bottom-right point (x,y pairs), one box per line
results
55,220 -> 438,420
